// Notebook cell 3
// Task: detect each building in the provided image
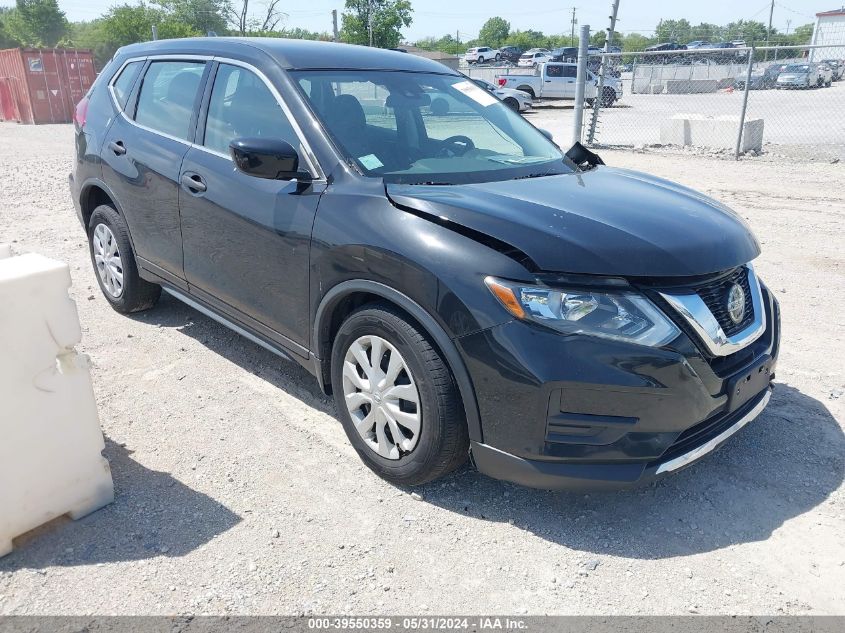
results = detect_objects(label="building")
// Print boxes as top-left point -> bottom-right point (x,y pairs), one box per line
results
811,7 -> 845,61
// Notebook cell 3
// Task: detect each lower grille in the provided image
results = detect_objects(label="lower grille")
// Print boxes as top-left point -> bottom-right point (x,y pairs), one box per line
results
649,392 -> 765,467
695,267 -> 754,336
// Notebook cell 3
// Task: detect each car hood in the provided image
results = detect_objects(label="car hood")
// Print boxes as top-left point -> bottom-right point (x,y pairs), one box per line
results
385,166 -> 760,277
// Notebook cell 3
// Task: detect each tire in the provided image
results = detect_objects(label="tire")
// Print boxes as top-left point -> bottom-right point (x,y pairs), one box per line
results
87,204 -> 161,313
478,56 -> 485,64
601,87 -> 617,107
503,97 -> 520,112
331,303 -> 469,486
495,53 -> 501,62
518,86 -> 535,99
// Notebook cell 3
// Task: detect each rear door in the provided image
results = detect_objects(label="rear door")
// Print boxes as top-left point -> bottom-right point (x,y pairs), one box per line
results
101,58 -> 208,285
541,64 -> 577,98
177,60 -> 324,351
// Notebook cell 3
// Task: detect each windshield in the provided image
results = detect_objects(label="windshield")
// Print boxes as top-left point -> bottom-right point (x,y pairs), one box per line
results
785,64 -> 810,72
293,70 -> 571,185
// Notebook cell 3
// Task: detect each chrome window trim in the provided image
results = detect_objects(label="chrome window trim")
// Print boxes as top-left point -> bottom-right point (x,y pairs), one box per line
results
107,54 -> 325,182
659,264 -> 766,357
655,388 -> 771,474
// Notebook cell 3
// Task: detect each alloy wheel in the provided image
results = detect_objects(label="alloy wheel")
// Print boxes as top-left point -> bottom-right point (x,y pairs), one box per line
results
92,223 -> 124,298
342,335 -> 421,460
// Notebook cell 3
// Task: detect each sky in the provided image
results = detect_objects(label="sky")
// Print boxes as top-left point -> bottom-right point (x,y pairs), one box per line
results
2,0 -> 833,41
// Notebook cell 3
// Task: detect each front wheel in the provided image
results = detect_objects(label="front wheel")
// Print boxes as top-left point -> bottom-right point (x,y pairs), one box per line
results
87,205 -> 161,313
331,303 -> 469,486
503,97 -> 520,112
601,87 -> 617,107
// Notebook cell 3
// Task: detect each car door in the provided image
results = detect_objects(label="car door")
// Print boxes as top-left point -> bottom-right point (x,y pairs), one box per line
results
178,60 -> 325,351
541,64 -> 575,98
101,58 -> 208,285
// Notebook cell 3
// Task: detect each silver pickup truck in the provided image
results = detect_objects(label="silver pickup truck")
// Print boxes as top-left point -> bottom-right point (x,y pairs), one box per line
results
496,62 -> 622,106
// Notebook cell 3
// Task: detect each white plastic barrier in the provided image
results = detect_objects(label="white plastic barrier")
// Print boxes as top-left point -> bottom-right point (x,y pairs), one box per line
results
0,248 -> 114,557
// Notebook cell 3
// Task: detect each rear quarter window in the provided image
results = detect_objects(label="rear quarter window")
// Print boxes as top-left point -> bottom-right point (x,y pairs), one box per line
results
110,61 -> 143,109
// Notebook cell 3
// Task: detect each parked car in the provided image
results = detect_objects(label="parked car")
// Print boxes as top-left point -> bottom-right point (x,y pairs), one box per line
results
518,49 -> 553,67
71,38 -> 779,490
498,46 -> 523,64
685,40 -> 711,49
497,62 -> 622,106
776,63 -> 821,89
645,42 -> 687,52
820,58 -> 844,80
465,46 -> 500,64
817,63 -> 834,87
471,78 -> 532,112
735,64 -> 782,90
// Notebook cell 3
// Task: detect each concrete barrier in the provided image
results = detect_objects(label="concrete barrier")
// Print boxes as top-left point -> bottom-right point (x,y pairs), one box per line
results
665,79 -> 721,94
0,250 -> 114,558
659,114 -> 764,152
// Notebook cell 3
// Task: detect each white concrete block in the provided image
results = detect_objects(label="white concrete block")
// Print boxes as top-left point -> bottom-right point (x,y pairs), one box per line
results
0,243 -> 11,259
0,252 -> 114,558
660,117 -> 691,145
658,114 -> 764,152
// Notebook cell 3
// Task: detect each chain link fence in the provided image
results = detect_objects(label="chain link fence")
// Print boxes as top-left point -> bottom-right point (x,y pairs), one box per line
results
580,44 -> 845,162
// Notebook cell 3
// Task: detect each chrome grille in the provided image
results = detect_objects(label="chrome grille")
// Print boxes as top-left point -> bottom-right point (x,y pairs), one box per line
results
695,267 -> 754,337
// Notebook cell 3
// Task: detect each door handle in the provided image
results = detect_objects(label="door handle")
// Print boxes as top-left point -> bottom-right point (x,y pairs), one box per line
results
545,80 -> 552,83
108,140 -> 126,155
181,173 -> 207,193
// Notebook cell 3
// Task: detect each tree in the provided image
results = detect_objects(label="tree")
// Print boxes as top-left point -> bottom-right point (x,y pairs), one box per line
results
478,16 -> 509,48
340,0 -> 413,48
153,0 -> 228,36
0,7 -> 22,48
225,0 -> 285,36
655,18 -> 691,44
5,0 -> 68,47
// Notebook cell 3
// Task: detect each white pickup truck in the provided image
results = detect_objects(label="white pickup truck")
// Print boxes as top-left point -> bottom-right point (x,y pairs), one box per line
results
495,62 -> 622,106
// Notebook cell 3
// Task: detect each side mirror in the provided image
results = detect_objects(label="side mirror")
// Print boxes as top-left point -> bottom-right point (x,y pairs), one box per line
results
538,128 -> 554,141
229,137 -> 311,181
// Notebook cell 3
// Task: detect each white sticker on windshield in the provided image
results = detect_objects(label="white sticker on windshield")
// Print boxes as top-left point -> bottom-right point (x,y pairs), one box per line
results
358,154 -> 384,170
453,80 -> 499,107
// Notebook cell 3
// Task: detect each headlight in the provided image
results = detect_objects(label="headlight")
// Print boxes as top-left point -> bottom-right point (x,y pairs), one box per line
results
485,276 -> 681,347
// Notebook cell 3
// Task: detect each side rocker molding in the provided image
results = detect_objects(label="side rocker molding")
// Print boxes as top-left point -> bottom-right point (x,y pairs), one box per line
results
312,280 -> 483,443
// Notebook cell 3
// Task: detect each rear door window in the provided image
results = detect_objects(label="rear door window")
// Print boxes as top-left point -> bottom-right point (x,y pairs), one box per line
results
134,60 -> 205,141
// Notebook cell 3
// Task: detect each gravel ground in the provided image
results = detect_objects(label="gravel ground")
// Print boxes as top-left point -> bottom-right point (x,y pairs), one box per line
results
0,122 -> 843,616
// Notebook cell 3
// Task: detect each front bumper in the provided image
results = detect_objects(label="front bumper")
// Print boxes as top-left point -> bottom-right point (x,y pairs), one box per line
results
458,283 -> 780,490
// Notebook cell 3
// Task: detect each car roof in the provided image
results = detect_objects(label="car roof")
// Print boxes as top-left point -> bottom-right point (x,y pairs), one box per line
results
117,37 -> 459,74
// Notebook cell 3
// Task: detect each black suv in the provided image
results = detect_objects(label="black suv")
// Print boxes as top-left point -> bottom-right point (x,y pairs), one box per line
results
498,46 -> 523,63
70,38 -> 779,489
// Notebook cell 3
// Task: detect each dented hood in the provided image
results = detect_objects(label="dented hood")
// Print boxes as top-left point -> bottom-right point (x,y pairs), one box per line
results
386,166 -> 760,277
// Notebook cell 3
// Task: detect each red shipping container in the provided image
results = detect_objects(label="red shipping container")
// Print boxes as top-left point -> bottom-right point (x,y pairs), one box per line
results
0,47 -> 97,124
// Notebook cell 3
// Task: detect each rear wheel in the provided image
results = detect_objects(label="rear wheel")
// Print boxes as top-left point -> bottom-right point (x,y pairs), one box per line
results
87,205 -> 160,313
478,56 -> 485,64
331,303 -> 469,486
518,86 -> 535,99
495,53 -> 501,62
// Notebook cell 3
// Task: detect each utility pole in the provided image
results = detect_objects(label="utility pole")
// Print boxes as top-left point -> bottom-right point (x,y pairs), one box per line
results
572,24 -> 590,145
332,9 -> 338,42
456,30 -> 460,59
570,8 -> 577,46
151,24 -> 158,41
368,0 -> 374,47
764,0 -> 775,60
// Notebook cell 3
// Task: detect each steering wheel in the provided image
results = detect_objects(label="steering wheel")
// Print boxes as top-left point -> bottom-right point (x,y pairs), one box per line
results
438,135 -> 475,157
